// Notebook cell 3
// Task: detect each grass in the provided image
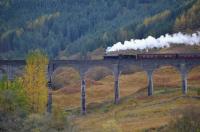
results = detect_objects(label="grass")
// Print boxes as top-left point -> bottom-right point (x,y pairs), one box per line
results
52,66 -> 200,131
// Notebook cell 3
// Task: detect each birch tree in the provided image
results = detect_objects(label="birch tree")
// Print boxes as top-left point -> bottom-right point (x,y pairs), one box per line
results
23,50 -> 48,113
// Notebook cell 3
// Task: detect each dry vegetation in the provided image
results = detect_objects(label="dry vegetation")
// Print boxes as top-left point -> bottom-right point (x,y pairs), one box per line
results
51,64 -> 200,131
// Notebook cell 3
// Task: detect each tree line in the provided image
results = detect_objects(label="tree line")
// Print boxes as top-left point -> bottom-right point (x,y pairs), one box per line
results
0,0 -> 197,59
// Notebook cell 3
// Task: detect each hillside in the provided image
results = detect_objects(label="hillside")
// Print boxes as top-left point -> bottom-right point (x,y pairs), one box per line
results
52,66 -> 200,131
1,1 -> 200,131
0,0 -> 198,59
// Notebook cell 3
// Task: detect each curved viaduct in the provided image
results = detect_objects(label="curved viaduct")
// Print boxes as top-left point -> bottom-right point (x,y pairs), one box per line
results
0,57 -> 200,114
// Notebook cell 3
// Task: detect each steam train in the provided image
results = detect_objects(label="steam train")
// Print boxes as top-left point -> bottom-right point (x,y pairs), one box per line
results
103,53 -> 200,60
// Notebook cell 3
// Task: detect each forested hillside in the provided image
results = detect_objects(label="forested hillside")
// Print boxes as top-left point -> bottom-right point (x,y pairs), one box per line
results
0,0 -> 198,59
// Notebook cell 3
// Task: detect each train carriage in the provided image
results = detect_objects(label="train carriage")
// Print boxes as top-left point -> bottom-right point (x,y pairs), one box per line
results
103,54 -> 119,59
177,53 -> 200,59
137,54 -> 177,59
104,53 -> 200,60
119,54 -> 137,59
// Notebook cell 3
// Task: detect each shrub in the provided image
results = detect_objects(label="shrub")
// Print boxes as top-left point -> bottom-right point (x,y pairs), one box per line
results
0,110 -> 26,132
197,89 -> 200,96
0,77 -> 29,131
0,77 -> 28,113
22,113 -> 75,132
0,107 -> 76,132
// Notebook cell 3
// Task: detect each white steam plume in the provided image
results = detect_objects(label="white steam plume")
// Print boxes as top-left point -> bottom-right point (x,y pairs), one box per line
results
106,32 -> 200,52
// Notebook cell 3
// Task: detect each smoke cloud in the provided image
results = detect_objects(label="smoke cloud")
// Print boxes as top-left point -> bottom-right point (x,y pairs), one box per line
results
106,32 -> 200,52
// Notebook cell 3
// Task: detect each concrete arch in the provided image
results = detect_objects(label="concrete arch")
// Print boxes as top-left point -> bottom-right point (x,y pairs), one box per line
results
120,63 -> 148,98
47,63 -> 80,81
85,62 -> 127,105
84,66 -> 114,108
140,62 -> 185,96
85,66 -> 112,81
186,64 -> 200,74
154,64 -> 180,74
86,64 -> 114,73
47,61 -> 122,113
51,66 -> 80,89
53,63 -> 80,74
187,65 -> 200,93
152,65 -> 182,95
120,63 -> 145,74
121,62 -> 156,96
47,65 -> 82,113
48,62 -> 110,115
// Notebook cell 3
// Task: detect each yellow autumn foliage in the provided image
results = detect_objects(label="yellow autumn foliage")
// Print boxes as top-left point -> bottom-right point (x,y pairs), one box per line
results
23,50 -> 49,113
27,12 -> 60,30
143,10 -> 171,26
174,0 -> 200,32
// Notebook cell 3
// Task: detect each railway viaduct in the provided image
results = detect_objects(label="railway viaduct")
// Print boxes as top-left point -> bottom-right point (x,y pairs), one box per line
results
0,57 -> 200,114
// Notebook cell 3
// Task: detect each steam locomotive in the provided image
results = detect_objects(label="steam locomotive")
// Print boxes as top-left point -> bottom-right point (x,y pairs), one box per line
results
103,53 -> 200,60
